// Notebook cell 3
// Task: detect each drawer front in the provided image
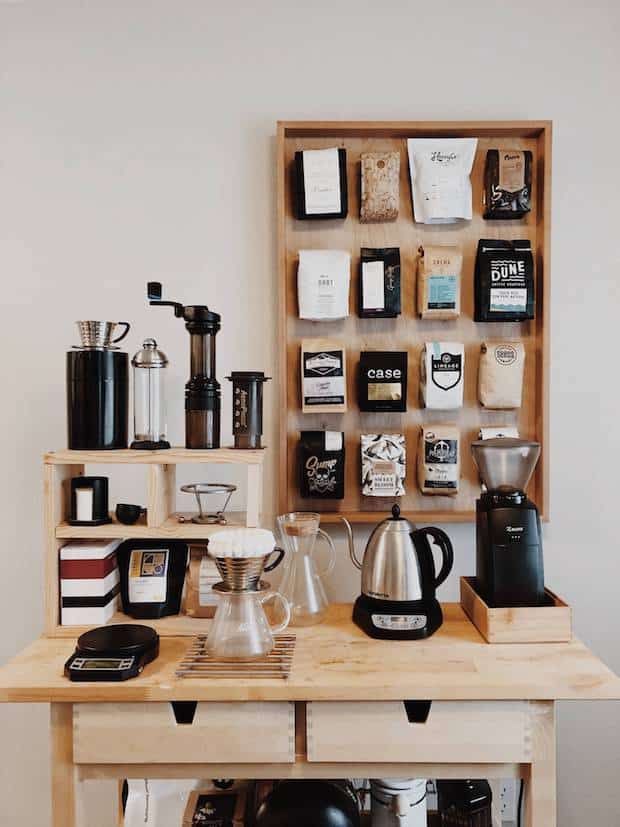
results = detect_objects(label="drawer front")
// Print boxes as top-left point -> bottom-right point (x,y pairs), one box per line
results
74,702 -> 295,764
307,700 -> 531,763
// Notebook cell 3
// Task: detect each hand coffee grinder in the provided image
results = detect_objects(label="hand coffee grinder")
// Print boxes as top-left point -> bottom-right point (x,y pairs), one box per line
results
147,282 -> 221,449
471,438 -> 545,607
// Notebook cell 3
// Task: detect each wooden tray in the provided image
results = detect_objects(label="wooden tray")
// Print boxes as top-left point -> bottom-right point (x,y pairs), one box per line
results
276,121 -> 551,523
460,576 -> 571,644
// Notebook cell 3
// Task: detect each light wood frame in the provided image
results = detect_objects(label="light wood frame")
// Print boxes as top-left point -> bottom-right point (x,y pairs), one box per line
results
43,448 -> 265,637
277,120 -> 551,523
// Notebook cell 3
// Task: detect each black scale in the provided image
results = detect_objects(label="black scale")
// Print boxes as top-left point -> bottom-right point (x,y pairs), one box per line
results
64,624 -> 159,682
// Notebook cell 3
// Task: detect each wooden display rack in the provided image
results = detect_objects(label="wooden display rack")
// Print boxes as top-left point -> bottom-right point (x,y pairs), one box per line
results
277,120 -> 551,523
44,447 -> 265,638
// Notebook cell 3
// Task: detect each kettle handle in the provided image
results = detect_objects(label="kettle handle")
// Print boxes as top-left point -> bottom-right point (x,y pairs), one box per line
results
412,527 -> 454,589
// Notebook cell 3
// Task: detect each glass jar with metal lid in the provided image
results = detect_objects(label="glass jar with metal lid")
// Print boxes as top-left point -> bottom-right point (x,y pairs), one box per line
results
130,338 -> 170,450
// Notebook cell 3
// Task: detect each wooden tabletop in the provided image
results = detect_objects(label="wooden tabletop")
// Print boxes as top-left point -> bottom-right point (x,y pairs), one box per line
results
1,604 -> 618,703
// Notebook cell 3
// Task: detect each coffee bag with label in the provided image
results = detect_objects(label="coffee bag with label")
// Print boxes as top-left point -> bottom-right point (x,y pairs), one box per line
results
361,434 -> 406,497
358,350 -> 407,412
484,149 -> 532,219
298,249 -> 350,320
417,245 -> 462,320
478,341 -> 525,409
407,138 -> 477,224
359,247 -> 401,318
295,147 -> 348,220
301,339 -> 347,413
420,342 -> 464,410
360,151 -> 400,222
299,431 -> 345,499
418,426 -> 460,495
474,239 -> 535,322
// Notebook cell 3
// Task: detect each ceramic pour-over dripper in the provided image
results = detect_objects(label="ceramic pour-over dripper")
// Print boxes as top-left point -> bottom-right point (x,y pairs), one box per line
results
207,528 -> 285,591
471,438 -> 540,492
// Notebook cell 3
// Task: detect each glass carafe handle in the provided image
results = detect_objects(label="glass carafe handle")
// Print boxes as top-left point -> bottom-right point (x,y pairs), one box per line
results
315,529 -> 336,577
261,591 -> 291,635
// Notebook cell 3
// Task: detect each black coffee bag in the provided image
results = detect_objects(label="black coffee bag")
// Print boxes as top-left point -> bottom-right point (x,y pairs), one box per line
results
474,239 -> 535,322
299,431 -> 345,499
358,351 -> 408,412
483,149 -> 532,219
295,148 -> 348,220
358,247 -> 401,318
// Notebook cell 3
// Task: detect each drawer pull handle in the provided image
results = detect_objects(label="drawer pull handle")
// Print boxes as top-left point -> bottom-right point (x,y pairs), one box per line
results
171,701 -> 198,725
403,700 -> 432,723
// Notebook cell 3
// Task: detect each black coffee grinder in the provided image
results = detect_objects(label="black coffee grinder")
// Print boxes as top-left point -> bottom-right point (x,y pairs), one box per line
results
147,282 -> 221,449
471,438 -> 545,607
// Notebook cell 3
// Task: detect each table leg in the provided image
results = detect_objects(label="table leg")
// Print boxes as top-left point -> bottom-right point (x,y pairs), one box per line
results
51,703 -> 77,827
525,701 -> 556,827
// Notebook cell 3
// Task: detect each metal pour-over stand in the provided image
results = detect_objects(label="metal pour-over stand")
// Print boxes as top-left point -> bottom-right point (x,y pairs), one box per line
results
178,483 -> 237,525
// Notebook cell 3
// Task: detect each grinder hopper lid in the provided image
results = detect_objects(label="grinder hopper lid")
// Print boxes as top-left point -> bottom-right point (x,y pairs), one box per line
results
471,438 -> 540,492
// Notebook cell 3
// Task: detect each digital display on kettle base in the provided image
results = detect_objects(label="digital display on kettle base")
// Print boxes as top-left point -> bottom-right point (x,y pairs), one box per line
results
372,614 -> 427,631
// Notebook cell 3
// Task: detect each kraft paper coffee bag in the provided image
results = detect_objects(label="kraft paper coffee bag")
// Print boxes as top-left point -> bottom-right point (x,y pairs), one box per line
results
478,341 -> 525,409
301,339 -> 347,413
417,245 -> 462,320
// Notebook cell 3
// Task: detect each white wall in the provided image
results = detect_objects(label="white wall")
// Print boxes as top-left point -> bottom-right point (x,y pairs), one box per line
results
1,1 -> 619,824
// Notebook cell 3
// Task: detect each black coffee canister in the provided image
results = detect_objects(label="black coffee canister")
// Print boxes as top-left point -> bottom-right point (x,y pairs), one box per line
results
67,350 -> 128,449
227,372 -> 270,449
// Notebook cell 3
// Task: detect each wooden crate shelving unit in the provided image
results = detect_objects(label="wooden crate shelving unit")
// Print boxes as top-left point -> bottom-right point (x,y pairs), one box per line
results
277,120 -> 551,524
44,448 -> 265,638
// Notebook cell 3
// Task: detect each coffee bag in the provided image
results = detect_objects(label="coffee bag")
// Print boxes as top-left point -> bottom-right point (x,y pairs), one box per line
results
361,434 -> 406,497
418,426 -> 460,495
359,247 -> 401,318
185,546 -> 218,618
478,341 -> 525,409
417,245 -> 462,320
479,426 -> 519,440
360,151 -> 400,222
484,149 -> 532,219
301,339 -> 347,413
474,239 -> 535,322
299,431 -> 345,499
298,249 -> 350,321
358,350 -> 408,412
420,342 -> 464,410
295,147 -> 348,220
407,138 -> 477,224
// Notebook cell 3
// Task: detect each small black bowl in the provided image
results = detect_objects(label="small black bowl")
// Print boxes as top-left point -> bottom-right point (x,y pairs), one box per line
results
115,503 -> 145,525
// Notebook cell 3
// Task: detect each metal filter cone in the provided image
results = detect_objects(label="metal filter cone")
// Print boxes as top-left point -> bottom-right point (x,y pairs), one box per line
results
471,438 -> 540,492
213,555 -> 272,591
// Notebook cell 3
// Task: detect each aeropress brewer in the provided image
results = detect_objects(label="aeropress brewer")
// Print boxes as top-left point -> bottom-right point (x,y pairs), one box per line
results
146,282 -> 221,448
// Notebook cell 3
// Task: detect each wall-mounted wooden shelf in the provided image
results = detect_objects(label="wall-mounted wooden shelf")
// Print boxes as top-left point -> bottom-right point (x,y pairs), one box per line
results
44,448 -> 265,637
277,120 -> 551,523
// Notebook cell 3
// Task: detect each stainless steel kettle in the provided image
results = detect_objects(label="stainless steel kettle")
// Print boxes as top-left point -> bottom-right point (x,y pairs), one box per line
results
341,504 -> 454,602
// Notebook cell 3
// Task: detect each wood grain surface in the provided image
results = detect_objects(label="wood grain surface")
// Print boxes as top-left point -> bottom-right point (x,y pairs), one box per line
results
277,121 -> 550,523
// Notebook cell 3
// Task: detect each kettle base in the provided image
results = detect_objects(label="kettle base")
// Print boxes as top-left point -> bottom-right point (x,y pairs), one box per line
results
353,595 -> 443,640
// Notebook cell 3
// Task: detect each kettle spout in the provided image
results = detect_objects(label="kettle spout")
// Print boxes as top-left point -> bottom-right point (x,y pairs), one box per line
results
340,517 -> 362,570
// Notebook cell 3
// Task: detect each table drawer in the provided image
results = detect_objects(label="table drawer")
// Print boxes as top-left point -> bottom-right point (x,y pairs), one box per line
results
307,700 -> 531,763
74,701 -> 295,764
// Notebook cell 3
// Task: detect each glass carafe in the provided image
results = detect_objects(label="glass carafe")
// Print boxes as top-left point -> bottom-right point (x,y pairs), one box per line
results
277,512 -> 336,626
207,585 -> 290,660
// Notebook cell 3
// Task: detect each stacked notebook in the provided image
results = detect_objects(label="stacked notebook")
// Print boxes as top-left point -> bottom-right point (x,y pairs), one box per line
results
60,539 -> 122,625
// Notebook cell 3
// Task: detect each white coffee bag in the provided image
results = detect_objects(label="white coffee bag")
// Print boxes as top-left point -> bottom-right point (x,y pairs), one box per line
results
298,249 -> 350,320
418,426 -> 460,495
420,342 -> 465,410
478,341 -> 525,409
361,434 -> 406,497
407,138 -> 477,224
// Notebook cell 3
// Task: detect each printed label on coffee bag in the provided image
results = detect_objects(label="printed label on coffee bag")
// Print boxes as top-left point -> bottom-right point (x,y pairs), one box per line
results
128,549 -> 168,604
428,274 -> 457,309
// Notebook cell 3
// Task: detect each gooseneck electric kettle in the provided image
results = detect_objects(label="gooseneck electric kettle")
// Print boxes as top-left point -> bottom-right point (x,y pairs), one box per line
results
342,505 -> 454,640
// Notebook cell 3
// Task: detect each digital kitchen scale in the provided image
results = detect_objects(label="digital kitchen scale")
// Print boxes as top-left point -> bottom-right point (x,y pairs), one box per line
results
64,624 -> 159,682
